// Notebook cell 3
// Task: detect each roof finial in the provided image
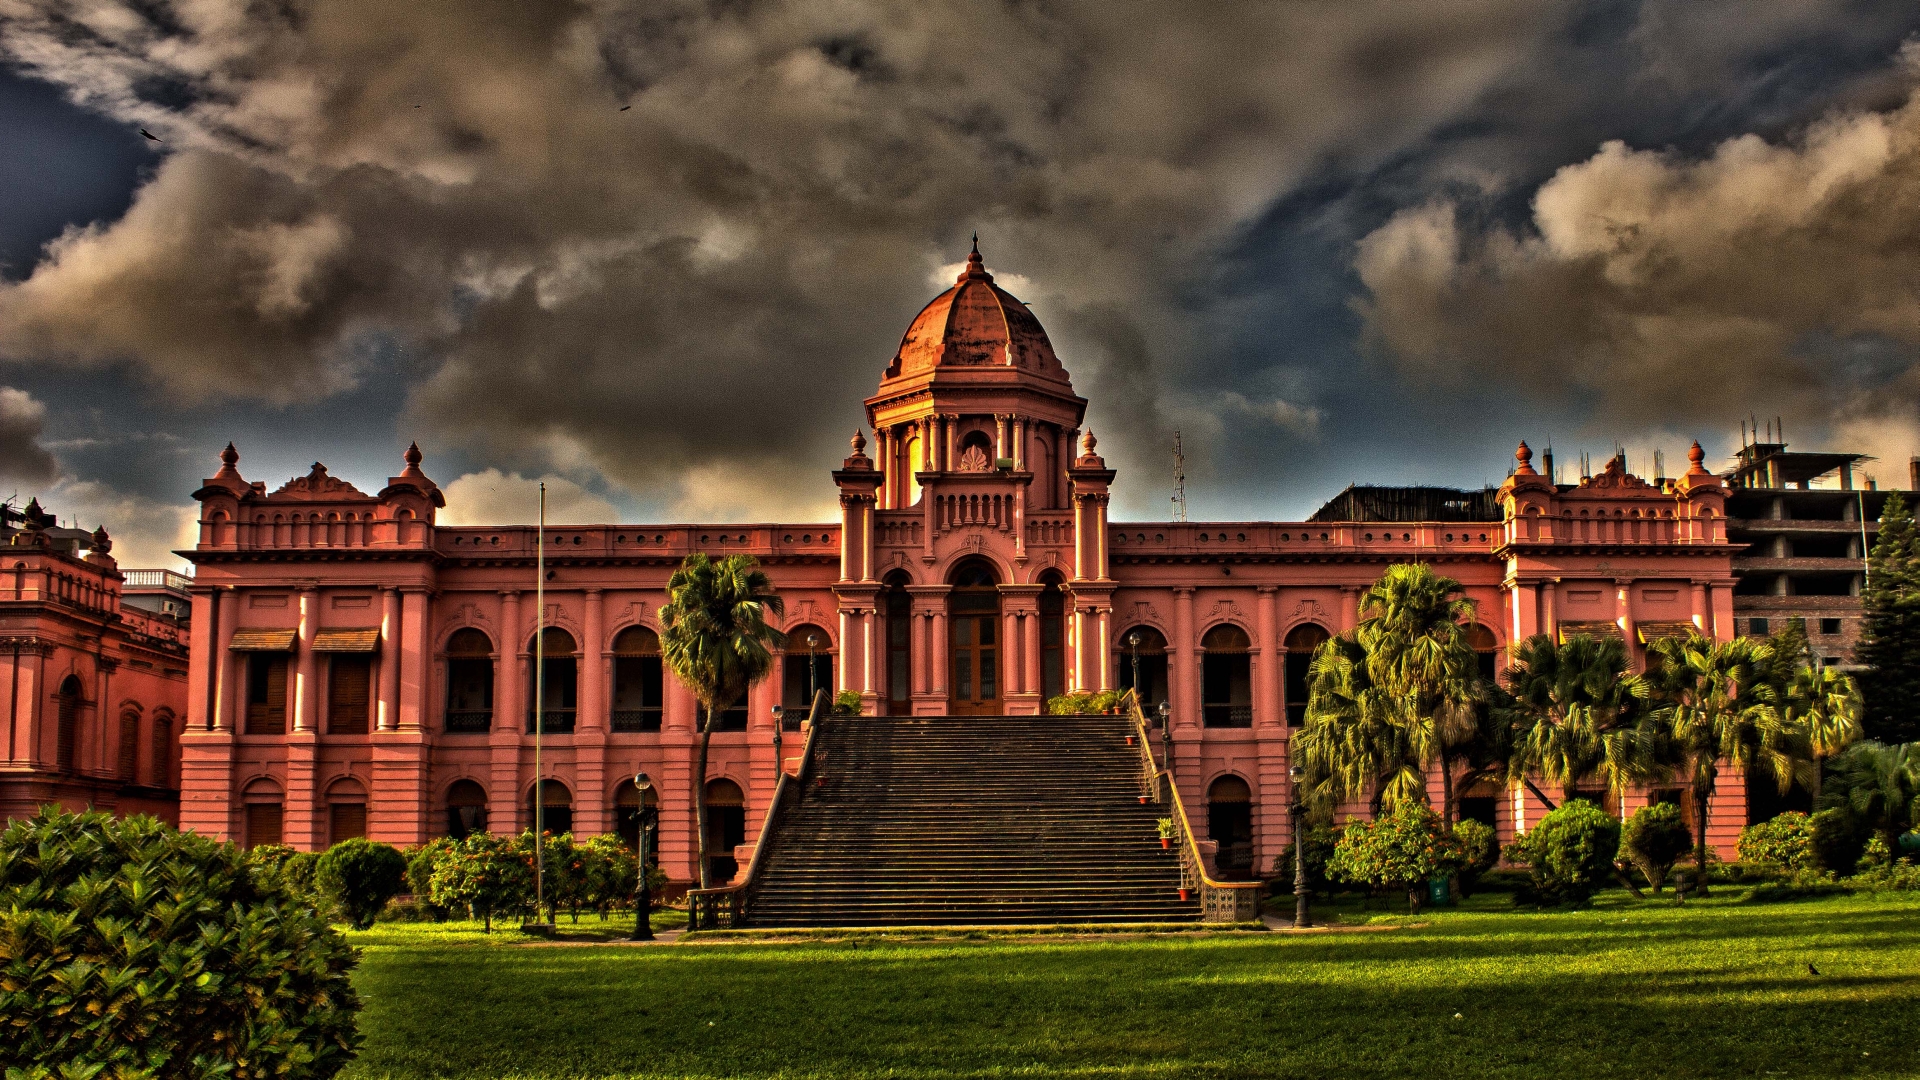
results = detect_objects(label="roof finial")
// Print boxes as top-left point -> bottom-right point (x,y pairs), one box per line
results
1515,440 -> 1536,475
220,442 -> 239,467
404,441 -> 423,468
971,233 -> 978,255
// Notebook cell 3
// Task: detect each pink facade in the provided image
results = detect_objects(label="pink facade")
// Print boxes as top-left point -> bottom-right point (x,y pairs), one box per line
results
2,505 -> 191,823
179,246 -> 1754,882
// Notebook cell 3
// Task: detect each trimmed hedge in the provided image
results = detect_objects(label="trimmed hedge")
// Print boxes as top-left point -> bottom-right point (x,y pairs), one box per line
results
1623,802 -> 1692,892
0,808 -> 359,1078
1738,812 -> 1818,874
1508,801 -> 1621,905
316,837 -> 409,930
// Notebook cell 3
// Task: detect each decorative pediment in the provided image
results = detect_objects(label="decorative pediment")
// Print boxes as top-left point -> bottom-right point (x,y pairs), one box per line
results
271,462 -> 369,501
1292,599 -> 1326,619
1580,457 -> 1654,491
1208,599 -> 1247,621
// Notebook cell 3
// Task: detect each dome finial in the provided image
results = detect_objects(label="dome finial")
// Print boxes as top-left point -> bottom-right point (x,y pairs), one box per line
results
220,442 -> 239,467
959,235 -> 990,282
404,441 -> 423,468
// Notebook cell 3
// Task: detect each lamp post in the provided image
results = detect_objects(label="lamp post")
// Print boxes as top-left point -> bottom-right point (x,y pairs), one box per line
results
808,632 -> 821,709
1288,763 -> 1311,929
630,771 -> 659,941
771,704 -> 784,759
1128,630 -> 1142,707
1157,699 -> 1172,774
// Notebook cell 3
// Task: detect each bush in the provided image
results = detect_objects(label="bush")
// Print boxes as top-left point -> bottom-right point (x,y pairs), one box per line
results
1325,805 -> 1465,913
1810,808 -> 1869,876
316,837 -> 409,930
0,808 -> 359,1078
832,690 -> 864,715
404,838 -> 455,920
1509,801 -> 1621,906
1622,802 -> 1692,893
1453,819 -> 1498,894
579,833 -> 642,914
1738,812 -> 1818,874
427,832 -> 534,932
1045,690 -> 1126,715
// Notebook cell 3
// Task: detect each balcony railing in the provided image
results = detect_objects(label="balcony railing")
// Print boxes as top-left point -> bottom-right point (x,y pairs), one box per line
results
1203,704 -> 1253,728
610,708 -> 663,733
527,710 -> 576,734
445,710 -> 491,733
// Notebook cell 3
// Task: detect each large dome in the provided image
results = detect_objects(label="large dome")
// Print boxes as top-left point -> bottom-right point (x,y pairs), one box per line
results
882,243 -> 1070,383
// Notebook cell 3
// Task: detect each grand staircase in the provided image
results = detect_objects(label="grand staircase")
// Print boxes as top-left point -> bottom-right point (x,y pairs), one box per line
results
741,712 -> 1203,926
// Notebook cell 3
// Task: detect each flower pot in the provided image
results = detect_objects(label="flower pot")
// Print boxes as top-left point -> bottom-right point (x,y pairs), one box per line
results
1139,795 -> 1149,804
1125,735 -> 1134,745
1178,888 -> 1189,901
1160,837 -> 1170,849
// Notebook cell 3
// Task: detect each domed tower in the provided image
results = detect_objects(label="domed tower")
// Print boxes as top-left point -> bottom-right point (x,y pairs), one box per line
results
837,241 -> 1113,717
864,240 -> 1088,518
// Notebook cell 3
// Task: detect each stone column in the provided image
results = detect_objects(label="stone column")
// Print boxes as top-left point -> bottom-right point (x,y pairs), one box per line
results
378,588 -> 401,731
293,588 -> 318,732
1172,587 -> 1196,729
931,610 -> 949,696
1024,610 -> 1041,702
580,590 -> 606,732
1254,586 -> 1280,728
212,588 -> 237,731
1689,581 -> 1708,634
943,414 -> 957,473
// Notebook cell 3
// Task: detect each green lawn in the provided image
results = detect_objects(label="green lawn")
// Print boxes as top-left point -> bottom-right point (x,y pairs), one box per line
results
342,891 -> 1920,1079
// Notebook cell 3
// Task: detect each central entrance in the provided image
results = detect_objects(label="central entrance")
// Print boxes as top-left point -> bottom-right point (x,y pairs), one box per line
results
948,560 -> 1001,715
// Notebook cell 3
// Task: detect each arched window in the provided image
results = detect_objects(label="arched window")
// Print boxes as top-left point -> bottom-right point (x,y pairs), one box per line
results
704,779 -> 747,884
1465,623 -> 1499,683
614,777 -> 660,851
326,777 -> 367,845
444,629 -> 494,733
55,675 -> 82,772
1201,625 -> 1252,728
1207,775 -> 1255,879
149,710 -> 175,788
1030,431 -> 1055,509
611,627 -> 663,732
1283,623 -> 1331,727
949,560 -> 1000,714
118,706 -> 141,782
529,627 -> 578,734
1039,575 -> 1066,701
242,777 -> 284,849
783,624 -> 835,714
883,573 -> 913,716
528,778 -> 572,836
446,779 -> 489,839
1116,626 -> 1168,711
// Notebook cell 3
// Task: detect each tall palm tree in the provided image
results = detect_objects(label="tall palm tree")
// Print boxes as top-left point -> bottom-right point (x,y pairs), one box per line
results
1353,563 -> 1484,822
1502,633 -> 1652,806
659,553 -> 785,888
1786,663 -> 1862,802
1822,740 -> 1920,848
1294,635 -> 1424,814
1644,633 -> 1799,894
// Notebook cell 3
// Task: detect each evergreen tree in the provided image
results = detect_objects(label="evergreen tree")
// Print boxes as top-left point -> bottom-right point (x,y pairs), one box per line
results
1856,492 -> 1920,743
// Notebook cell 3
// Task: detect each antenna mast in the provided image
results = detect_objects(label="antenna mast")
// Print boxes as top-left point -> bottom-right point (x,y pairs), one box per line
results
1171,431 -> 1188,523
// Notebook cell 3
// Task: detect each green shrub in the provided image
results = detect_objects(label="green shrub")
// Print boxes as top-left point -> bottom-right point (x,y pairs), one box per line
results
1325,805 -> 1465,912
0,808 -> 359,1078
1622,802 -> 1692,893
1738,811 -> 1818,874
1453,818 -> 1498,894
833,690 -> 864,715
1045,690 -> 1126,715
579,833 -> 642,914
427,832 -> 534,932
1810,808 -> 1869,876
1508,801 -> 1621,906
403,838 -> 455,920
316,837 -> 409,930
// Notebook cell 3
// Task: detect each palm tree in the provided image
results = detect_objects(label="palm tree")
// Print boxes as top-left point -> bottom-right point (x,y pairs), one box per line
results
1643,633 -> 1800,894
1294,635 -> 1425,814
1352,564 -> 1484,822
659,553 -> 785,888
1822,740 -> 1920,848
1502,633 -> 1652,807
1785,663 -> 1862,802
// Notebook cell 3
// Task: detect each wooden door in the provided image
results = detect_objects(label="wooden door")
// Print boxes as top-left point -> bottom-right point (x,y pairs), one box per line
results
950,614 -> 1000,714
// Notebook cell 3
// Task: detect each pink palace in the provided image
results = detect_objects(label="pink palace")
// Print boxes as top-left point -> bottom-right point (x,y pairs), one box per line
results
177,245 -> 1752,886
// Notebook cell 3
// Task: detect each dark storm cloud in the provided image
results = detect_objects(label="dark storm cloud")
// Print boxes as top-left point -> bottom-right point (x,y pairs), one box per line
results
0,385 -> 57,484
0,0 -> 1573,517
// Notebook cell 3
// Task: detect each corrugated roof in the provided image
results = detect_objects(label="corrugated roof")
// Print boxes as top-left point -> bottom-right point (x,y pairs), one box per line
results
1557,620 -> 1623,643
313,628 -> 381,652
229,628 -> 296,651
1637,621 -> 1698,644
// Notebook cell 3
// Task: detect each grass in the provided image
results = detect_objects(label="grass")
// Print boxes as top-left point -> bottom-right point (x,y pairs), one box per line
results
342,890 -> 1920,1079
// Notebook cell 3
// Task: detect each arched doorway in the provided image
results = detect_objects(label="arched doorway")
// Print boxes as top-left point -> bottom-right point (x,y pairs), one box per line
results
1207,775 -> 1255,879
1116,626 -> 1168,711
529,628 -> 577,734
528,778 -> 572,836
782,624 -> 835,714
1466,623 -> 1499,682
704,778 -> 746,884
326,777 -> 367,845
1283,623 -> 1330,727
242,777 -> 284,849
611,627 -> 663,732
949,561 -> 1001,714
446,779 -> 489,839
1201,625 -> 1252,727
1038,574 -> 1066,702
55,675 -> 81,773
882,572 -> 913,715
444,629 -> 494,733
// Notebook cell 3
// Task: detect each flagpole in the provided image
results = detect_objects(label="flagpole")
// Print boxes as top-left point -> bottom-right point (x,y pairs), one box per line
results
534,482 -> 546,921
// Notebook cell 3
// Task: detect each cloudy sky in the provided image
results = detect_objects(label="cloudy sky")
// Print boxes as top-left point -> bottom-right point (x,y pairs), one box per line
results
5,1 -> 1920,571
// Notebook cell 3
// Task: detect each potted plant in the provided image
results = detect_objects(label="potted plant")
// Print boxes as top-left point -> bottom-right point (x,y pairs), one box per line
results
1157,818 -> 1175,850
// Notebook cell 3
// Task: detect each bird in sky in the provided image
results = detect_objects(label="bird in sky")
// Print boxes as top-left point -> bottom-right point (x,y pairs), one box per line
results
139,128 -> 160,142
620,105 -> 631,111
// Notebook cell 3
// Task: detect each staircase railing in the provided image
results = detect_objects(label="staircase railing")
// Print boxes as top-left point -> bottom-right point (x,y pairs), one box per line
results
1122,690 -> 1262,923
686,688 -> 830,930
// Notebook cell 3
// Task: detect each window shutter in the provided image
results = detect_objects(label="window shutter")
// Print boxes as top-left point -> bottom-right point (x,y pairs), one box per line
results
246,803 -> 284,848
329,657 -> 372,734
